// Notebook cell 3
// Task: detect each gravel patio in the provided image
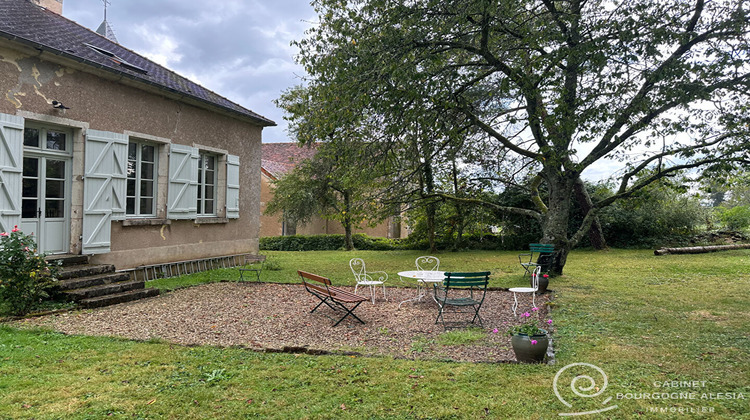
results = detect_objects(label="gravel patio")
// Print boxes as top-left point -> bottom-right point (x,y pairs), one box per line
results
16,282 -> 552,363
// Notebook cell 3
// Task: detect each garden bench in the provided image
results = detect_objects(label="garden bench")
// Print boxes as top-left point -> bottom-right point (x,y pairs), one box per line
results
298,270 -> 368,327
238,254 -> 266,282
518,243 -> 554,278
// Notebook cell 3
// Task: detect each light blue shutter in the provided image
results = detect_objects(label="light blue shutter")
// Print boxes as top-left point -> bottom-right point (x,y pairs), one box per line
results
82,129 -> 128,254
0,113 -> 23,233
167,144 -> 198,219
226,154 -> 240,219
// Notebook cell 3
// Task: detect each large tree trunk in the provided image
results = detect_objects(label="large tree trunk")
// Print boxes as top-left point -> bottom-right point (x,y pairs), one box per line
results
574,178 -> 607,250
541,174 -> 576,276
343,191 -> 354,251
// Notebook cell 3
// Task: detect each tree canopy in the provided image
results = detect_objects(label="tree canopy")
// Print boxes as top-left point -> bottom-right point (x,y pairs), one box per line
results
282,0 -> 750,273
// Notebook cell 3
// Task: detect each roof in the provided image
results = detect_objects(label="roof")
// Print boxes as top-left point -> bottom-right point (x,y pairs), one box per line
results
261,142 -> 317,179
0,0 -> 275,127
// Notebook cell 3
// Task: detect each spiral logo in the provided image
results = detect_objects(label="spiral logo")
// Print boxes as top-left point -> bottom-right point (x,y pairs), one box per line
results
554,363 -> 618,416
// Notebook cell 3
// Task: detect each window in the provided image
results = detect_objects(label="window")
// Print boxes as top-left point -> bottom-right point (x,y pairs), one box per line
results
23,126 -> 68,151
197,152 -> 216,216
126,141 -> 157,216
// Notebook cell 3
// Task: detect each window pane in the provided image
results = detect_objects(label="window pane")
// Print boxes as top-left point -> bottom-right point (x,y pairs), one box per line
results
46,180 -> 64,198
205,156 -> 215,170
141,144 -> 155,162
23,128 -> 39,147
205,170 -> 215,186
22,199 -> 38,218
126,179 -> 136,197
23,158 -> 39,177
126,197 -> 136,215
23,179 -> 38,198
205,186 -> 214,200
141,162 -> 154,180
45,199 -> 64,218
140,180 -> 154,197
46,160 -> 65,179
128,143 -> 137,160
204,200 -> 214,215
140,198 -> 153,214
46,131 -> 66,151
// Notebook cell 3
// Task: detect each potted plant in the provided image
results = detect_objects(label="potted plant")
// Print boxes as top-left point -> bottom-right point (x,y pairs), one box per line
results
508,309 -> 552,363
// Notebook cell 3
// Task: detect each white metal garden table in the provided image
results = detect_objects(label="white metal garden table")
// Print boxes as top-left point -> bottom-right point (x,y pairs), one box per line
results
397,270 -> 445,308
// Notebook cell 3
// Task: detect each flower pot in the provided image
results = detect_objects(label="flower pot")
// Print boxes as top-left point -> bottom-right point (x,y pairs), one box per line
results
537,274 -> 549,293
511,331 -> 548,363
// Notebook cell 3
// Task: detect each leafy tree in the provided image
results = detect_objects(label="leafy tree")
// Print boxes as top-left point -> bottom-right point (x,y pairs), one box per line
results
290,0 -> 750,274
264,142 -> 388,250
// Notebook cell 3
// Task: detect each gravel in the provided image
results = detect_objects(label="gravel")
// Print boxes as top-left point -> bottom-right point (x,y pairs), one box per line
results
15,282 -> 551,363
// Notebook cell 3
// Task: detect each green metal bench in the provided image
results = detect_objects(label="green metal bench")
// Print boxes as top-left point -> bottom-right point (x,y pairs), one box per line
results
238,254 -> 266,282
518,243 -> 554,278
434,271 -> 491,329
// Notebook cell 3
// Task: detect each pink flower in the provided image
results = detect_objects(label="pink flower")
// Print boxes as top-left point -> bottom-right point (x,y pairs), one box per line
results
492,328 -> 498,334
543,274 -> 549,278
523,312 -> 531,317
547,319 -> 553,325
532,307 -> 539,311
531,340 -> 538,345
11,225 -> 19,232
0,232 -> 7,237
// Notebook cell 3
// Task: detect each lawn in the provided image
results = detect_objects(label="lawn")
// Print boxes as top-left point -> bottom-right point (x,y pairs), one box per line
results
1,249 -> 748,419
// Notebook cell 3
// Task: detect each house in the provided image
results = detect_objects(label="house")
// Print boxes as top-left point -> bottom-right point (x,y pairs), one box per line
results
260,142 -> 405,238
0,0 -> 274,270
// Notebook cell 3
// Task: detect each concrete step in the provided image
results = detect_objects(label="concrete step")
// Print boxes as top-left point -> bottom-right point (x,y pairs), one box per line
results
57,272 -> 133,292
45,254 -> 89,267
79,288 -> 160,308
58,264 -> 116,281
65,280 -> 145,301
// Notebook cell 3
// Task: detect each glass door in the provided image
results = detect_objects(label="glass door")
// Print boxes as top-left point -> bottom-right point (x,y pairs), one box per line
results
21,155 -> 69,254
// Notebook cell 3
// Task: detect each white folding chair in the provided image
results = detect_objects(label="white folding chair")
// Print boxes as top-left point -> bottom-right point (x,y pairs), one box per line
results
509,266 -> 540,316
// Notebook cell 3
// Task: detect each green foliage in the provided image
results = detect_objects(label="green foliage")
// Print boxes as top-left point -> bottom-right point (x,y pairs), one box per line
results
260,234 -> 401,251
507,309 -> 552,337
437,328 -> 487,346
0,227 -> 60,315
717,205 -> 750,231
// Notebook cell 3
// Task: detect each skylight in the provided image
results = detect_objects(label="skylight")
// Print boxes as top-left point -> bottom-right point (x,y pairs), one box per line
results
84,43 -> 148,75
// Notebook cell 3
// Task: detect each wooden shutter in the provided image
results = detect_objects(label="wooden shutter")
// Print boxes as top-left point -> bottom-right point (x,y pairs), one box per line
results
0,113 -> 23,233
226,154 -> 240,219
167,144 -> 198,219
82,129 -> 128,254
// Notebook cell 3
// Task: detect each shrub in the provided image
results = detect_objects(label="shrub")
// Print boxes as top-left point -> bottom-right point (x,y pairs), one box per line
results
260,234 -> 402,251
717,205 -> 750,231
0,227 -> 60,316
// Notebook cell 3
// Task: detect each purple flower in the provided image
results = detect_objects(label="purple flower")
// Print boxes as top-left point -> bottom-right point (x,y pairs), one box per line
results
531,339 -> 538,345
547,319 -> 553,325
532,307 -> 539,312
523,312 -> 531,317
492,328 -> 499,334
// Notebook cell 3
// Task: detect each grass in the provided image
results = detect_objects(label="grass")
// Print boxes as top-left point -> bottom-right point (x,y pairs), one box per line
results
1,248 -> 749,419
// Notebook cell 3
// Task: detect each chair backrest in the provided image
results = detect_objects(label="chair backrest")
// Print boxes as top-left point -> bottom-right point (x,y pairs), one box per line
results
349,258 -> 366,282
298,270 -> 332,295
443,271 -> 490,289
529,243 -> 555,254
416,256 -> 440,271
530,266 -> 541,291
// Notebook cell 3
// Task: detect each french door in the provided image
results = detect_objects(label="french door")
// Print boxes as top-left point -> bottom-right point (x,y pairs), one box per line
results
21,154 -> 70,254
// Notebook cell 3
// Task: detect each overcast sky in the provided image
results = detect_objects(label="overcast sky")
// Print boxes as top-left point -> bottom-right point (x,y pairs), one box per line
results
64,0 -> 316,143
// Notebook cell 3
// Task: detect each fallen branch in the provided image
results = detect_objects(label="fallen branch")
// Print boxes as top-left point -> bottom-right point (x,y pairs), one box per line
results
654,243 -> 750,256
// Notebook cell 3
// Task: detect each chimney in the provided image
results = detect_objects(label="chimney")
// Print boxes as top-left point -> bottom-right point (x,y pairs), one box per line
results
31,0 -> 63,15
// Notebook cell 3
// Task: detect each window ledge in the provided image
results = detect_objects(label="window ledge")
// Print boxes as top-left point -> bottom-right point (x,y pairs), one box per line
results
121,218 -> 171,227
194,217 -> 228,225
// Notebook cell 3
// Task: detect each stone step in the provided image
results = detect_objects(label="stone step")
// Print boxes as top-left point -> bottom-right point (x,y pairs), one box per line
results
79,288 -> 160,308
45,254 -> 89,267
57,272 -> 132,291
65,280 -> 145,301
58,264 -> 116,280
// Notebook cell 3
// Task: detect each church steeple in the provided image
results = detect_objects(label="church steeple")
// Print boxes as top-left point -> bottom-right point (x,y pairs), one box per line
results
95,0 -> 118,43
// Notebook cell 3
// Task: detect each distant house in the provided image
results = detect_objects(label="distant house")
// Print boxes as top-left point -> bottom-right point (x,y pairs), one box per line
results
0,0 -> 274,269
260,142 -> 405,238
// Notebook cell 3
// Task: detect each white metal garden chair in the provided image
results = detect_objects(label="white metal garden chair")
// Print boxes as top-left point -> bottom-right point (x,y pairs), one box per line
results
349,258 -> 388,304
415,256 -> 440,272
509,265 -> 540,316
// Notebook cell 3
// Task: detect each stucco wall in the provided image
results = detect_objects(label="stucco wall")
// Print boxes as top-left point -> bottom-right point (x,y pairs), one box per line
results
0,42 -> 264,269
